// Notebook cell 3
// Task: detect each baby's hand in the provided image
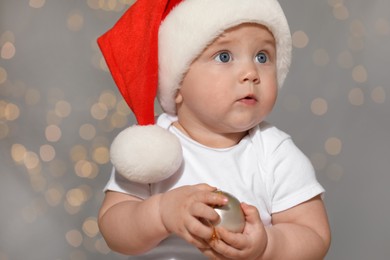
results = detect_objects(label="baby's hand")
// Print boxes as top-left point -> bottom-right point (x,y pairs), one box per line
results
159,184 -> 228,249
202,203 -> 267,259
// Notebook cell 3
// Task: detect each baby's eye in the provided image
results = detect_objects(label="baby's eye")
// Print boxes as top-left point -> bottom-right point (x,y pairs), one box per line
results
256,52 -> 268,63
215,52 -> 232,63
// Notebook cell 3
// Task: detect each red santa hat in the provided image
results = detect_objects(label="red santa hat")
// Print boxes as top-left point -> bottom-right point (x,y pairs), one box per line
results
98,0 -> 292,184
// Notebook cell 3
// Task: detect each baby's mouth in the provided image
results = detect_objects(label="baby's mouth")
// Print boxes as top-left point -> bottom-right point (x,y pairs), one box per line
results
238,95 -> 257,104
242,94 -> 257,101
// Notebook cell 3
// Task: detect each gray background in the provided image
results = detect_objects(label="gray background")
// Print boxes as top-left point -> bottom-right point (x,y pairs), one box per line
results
1,0 -> 389,259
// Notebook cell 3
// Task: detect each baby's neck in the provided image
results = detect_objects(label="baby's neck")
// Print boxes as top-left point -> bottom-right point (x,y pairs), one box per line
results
172,121 -> 248,148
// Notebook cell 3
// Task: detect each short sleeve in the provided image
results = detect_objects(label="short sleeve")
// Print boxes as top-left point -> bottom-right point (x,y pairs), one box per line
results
104,167 -> 151,200
269,138 -> 324,213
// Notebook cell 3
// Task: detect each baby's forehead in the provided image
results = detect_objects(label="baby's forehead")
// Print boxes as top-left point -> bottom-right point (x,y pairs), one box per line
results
213,23 -> 276,44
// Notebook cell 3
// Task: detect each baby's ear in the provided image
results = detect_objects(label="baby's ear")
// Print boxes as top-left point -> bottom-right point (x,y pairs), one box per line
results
174,90 -> 183,104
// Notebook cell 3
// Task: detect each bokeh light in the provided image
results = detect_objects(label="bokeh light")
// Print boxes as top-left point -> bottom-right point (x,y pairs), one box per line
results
11,144 -> 27,164
29,0 -> 46,8
311,98 -> 328,116
348,88 -> 365,106
45,125 -> 62,142
74,160 -> 99,179
67,10 -> 84,32
66,229 -> 83,247
82,217 -> 99,238
79,124 -> 97,140
92,146 -> 110,165
292,30 -> 309,49
44,184 -> 64,206
1,42 -> 16,59
4,103 -> 20,121
24,151 -> 40,170
66,188 -> 87,208
91,103 -> 108,120
371,86 -> 386,104
332,3 -> 349,20
352,65 -> 368,83
55,100 -> 72,118
39,144 -> 56,162
325,137 -> 342,156
95,238 -> 111,254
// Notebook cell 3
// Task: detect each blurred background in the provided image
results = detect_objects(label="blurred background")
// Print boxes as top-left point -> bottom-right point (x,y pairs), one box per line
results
0,0 -> 389,259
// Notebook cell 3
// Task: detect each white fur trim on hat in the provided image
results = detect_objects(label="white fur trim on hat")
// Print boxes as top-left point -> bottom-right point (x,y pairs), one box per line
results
110,125 -> 183,184
158,0 -> 292,115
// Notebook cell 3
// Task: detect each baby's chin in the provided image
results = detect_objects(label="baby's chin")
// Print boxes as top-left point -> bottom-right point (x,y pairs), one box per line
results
229,118 -> 264,132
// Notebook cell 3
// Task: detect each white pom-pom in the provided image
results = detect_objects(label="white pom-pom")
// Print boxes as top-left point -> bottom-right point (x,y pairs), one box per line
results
110,125 -> 183,184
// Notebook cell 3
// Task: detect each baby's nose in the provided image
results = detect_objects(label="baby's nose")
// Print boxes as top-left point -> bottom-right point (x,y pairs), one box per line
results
240,62 -> 260,84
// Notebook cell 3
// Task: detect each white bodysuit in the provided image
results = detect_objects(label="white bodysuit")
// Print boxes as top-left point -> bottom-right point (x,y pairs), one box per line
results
104,113 -> 324,259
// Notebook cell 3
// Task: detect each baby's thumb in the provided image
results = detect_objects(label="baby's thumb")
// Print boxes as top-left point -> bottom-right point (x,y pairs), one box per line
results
241,202 -> 261,224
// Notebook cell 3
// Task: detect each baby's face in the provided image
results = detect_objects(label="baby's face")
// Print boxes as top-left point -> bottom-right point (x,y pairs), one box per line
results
175,23 -> 278,137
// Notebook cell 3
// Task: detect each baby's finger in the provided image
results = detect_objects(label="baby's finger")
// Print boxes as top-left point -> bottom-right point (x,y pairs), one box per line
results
193,183 -> 217,192
181,227 -> 211,249
241,202 -> 261,223
209,232 -> 243,259
216,227 -> 246,250
186,216 -> 216,241
191,201 -> 220,223
198,191 -> 229,209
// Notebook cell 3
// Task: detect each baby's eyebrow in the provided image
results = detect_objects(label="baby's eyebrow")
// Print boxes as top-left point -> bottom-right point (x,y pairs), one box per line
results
262,38 -> 276,45
261,39 -> 276,49
211,33 -> 231,45
213,38 -> 232,46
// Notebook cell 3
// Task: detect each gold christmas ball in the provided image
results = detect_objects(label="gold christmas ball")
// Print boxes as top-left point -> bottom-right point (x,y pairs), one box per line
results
212,190 -> 245,233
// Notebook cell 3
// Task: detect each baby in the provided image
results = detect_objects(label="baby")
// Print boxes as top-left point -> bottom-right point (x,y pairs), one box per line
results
97,0 -> 331,259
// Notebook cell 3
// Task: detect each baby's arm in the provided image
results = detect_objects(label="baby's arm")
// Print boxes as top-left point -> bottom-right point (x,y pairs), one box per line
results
98,190 -> 167,254
205,195 -> 331,259
98,184 -> 227,255
262,195 -> 331,259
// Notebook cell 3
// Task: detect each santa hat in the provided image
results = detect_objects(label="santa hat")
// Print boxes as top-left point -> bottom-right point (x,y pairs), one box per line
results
98,0 -> 292,184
